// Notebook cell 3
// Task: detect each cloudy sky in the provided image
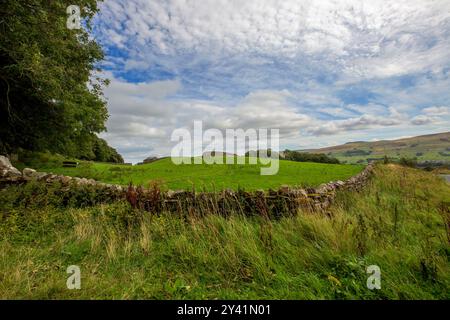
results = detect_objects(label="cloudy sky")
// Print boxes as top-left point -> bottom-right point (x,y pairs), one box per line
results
91,0 -> 450,163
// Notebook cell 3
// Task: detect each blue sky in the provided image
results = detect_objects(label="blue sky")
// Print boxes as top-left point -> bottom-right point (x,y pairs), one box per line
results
90,0 -> 450,163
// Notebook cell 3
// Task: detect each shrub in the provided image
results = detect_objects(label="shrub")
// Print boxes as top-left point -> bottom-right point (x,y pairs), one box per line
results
282,150 -> 340,164
343,149 -> 372,157
399,157 -> 417,168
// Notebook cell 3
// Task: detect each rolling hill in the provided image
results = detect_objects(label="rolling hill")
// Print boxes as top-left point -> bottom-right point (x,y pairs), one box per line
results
301,131 -> 450,164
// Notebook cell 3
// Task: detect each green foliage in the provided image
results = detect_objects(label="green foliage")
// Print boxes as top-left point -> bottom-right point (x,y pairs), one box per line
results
282,150 -> 340,164
0,179 -> 123,211
91,137 -> 124,163
344,149 -> 372,157
399,157 -> 417,168
0,165 -> 449,299
244,149 -> 272,157
0,0 -> 122,162
12,149 -> 67,171
64,135 -> 123,163
27,157 -> 363,191
12,148 -> 122,174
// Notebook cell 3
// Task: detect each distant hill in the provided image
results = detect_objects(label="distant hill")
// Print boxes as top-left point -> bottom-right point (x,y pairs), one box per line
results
300,132 -> 450,164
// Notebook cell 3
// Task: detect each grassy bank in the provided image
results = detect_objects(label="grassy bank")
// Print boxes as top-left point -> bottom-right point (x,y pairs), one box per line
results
16,156 -> 363,191
0,164 -> 449,299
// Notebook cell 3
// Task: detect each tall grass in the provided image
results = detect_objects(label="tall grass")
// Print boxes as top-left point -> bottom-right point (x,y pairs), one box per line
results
0,164 -> 449,299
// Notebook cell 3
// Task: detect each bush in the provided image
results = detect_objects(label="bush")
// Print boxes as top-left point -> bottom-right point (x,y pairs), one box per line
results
399,157 -> 417,168
343,149 -> 372,157
11,149 -> 67,170
0,180 -> 124,210
282,150 -> 340,164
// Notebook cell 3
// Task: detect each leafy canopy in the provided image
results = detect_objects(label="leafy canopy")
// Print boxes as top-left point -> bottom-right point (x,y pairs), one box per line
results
0,0 -> 122,163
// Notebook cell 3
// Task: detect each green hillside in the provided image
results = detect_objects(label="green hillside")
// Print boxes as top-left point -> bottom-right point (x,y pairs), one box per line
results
15,156 -> 363,191
302,132 -> 450,164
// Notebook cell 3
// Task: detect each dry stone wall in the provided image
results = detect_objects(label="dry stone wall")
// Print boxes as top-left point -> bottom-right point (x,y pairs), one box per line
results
125,162 -> 374,217
0,156 -> 124,192
0,155 -> 374,216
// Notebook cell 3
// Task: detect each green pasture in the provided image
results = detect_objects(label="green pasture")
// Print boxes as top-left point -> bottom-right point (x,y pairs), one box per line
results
29,157 -> 364,191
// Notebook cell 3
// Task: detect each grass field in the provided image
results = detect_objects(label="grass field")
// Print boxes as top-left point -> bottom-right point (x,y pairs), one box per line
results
19,156 -> 364,191
0,164 -> 449,299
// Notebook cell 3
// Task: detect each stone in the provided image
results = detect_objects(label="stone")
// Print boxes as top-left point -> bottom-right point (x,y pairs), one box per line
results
0,155 -> 13,168
305,187 -> 316,194
316,183 -> 329,194
224,189 -> 234,196
36,172 -> 49,181
0,155 -> 22,181
335,180 -> 345,187
78,178 -> 89,185
22,168 -> 37,180
298,189 -> 308,198
110,184 -> 123,192
167,190 -> 175,198
255,189 -> 265,197
59,176 -> 72,185
23,167 -> 36,175
45,174 -> 58,182
173,190 -> 186,196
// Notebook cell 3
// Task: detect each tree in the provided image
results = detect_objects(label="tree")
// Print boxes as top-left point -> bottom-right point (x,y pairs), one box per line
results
92,136 -> 124,163
0,1 -> 121,162
282,150 -> 340,164
399,157 -> 417,168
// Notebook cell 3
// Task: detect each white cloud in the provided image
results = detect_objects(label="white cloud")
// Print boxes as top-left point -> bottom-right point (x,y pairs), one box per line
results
422,106 -> 450,116
94,0 -> 450,79
90,1 -> 450,162
100,73 -> 441,162
410,115 -> 435,125
308,114 -> 403,136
